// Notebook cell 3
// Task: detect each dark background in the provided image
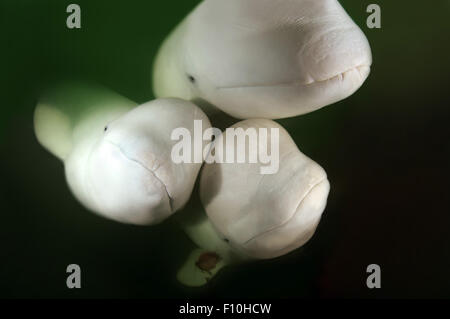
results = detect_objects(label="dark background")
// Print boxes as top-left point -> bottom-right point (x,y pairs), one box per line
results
1,0 -> 449,298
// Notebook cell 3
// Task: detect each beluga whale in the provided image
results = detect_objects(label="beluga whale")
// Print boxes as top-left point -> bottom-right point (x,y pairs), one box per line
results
153,0 -> 372,120
34,82 -> 211,225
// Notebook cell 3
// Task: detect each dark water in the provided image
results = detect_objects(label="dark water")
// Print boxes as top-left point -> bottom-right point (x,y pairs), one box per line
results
1,0 -> 449,298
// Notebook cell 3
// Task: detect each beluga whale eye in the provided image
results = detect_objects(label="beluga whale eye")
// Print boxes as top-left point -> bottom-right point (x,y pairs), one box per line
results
187,74 -> 196,84
104,125 -> 108,132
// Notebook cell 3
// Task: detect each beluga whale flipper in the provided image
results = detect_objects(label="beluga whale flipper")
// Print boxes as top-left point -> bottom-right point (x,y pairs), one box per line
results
153,0 -> 372,120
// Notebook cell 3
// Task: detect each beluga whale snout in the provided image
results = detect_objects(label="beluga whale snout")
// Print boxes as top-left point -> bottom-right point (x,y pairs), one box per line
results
153,0 -> 372,119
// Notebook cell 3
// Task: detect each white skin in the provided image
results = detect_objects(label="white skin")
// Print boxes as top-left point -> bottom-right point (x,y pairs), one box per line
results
153,0 -> 372,119
177,119 -> 330,286
34,83 -> 211,225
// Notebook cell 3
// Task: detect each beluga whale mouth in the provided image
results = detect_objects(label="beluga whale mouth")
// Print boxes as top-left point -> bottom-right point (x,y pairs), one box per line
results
153,0 -> 372,119
217,65 -> 371,90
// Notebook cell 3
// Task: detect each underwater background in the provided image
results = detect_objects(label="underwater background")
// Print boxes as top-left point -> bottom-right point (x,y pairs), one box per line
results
1,0 -> 449,298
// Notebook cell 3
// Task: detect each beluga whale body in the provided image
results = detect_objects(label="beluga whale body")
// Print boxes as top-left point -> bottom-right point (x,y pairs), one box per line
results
176,119 -> 330,286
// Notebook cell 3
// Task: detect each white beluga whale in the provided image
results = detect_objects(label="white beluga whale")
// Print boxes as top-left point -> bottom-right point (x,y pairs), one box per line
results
200,119 -> 330,259
153,0 -> 372,119
34,83 -> 211,225
176,119 -> 330,286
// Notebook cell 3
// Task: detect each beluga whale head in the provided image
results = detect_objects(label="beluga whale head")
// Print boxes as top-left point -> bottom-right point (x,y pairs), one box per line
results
153,0 -> 372,119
